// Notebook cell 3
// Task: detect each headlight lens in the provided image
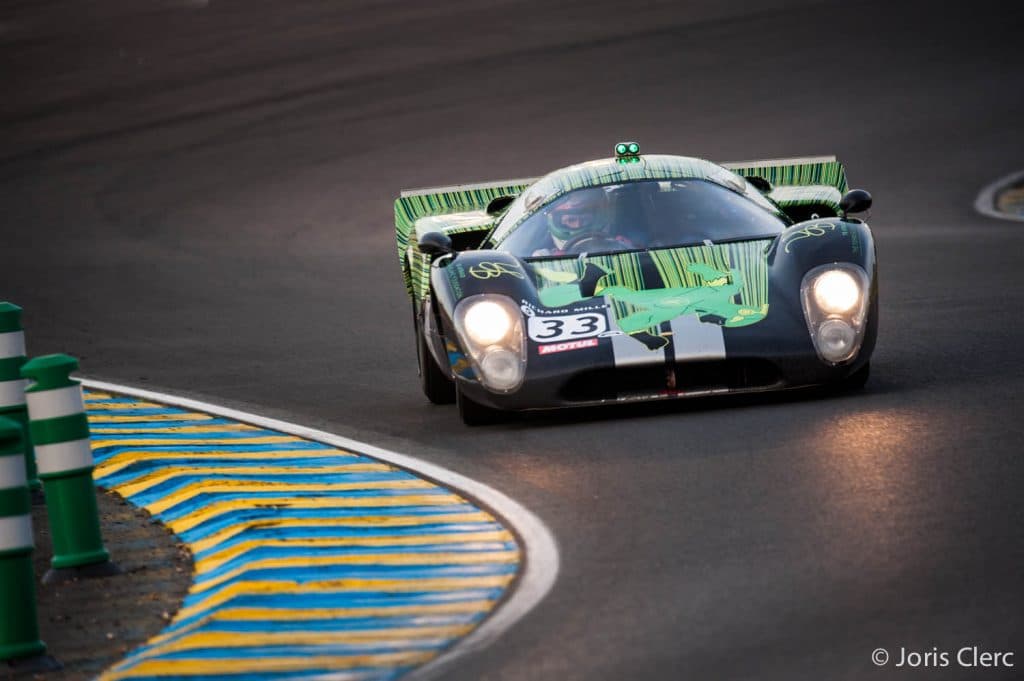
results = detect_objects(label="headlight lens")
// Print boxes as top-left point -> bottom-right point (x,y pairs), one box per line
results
463,300 -> 513,346
479,348 -> 523,391
812,269 -> 860,314
454,295 -> 526,392
816,319 -> 857,362
801,264 -> 870,365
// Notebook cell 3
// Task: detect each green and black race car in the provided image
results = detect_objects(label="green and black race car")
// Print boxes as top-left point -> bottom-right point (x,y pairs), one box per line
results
395,144 -> 877,424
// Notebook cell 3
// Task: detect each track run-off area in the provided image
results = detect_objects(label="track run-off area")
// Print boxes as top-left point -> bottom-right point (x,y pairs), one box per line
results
81,380 -> 557,681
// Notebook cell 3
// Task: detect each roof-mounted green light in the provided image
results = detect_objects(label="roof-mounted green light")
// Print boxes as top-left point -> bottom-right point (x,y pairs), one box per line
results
614,141 -> 641,164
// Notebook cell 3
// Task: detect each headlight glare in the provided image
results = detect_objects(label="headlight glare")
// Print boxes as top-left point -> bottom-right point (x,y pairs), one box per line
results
454,295 -> 526,392
812,269 -> 860,314
463,300 -> 513,345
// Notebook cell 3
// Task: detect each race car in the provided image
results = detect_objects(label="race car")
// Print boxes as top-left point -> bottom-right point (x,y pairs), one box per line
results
395,144 -> 877,424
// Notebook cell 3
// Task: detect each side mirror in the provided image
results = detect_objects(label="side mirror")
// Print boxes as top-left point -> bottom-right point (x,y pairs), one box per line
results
486,195 -> 515,216
745,176 -> 773,194
418,231 -> 454,259
840,189 -> 872,218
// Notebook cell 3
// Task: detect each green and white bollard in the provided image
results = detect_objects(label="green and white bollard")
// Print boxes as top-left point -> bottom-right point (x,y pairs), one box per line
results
20,354 -> 119,584
0,418 -> 47,665
0,303 -> 40,495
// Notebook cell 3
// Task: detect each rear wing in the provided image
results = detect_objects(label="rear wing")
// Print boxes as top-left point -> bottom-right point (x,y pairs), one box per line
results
721,155 -> 847,191
395,178 -> 536,250
722,155 -> 849,218
394,178 -> 536,296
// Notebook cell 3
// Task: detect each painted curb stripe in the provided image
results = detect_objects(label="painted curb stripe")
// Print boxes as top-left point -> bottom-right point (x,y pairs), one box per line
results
185,514 -> 497,554
87,412 -> 225,422
194,533 -> 515,571
0,513 -> 33,551
95,450 -> 366,477
24,384 -> 84,421
89,423 -> 261,433
83,380 -> 558,681
161,600 -> 495,626
109,464 -> 397,495
77,385 -> 555,681
167,591 -> 503,632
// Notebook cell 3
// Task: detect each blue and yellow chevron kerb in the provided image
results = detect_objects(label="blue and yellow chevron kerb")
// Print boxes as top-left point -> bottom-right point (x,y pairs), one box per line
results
83,391 -> 521,681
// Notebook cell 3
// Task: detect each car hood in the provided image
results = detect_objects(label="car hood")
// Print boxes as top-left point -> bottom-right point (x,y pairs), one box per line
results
522,239 -> 775,333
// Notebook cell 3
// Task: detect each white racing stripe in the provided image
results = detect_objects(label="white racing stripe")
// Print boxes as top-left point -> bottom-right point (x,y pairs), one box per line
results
671,316 -> 726,361
0,454 -> 27,488
25,384 -> 85,421
611,330 -> 662,367
81,377 -> 559,681
0,379 -> 27,408
0,331 -> 26,358
0,514 -> 33,551
607,297 -> 667,368
34,438 -> 93,474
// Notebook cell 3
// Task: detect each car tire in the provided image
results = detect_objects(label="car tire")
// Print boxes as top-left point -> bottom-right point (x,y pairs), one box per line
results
417,317 -> 456,405
456,387 -> 502,426
838,361 -> 870,392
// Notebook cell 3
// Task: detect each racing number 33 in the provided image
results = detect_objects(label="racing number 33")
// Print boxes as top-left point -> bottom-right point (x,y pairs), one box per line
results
528,312 -> 607,342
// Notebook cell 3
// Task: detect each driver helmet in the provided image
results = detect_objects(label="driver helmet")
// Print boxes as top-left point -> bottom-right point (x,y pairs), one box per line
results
546,188 -> 610,247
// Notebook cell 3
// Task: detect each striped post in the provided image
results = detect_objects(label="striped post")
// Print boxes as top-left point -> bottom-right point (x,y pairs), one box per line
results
20,354 -> 118,582
0,417 -> 46,662
0,303 -> 39,493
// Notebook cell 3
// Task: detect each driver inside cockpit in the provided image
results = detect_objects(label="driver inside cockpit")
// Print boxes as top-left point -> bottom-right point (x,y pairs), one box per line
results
531,187 -> 635,256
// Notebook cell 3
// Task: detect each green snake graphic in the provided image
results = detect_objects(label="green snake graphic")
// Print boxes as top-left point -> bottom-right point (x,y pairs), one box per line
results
536,262 -> 768,349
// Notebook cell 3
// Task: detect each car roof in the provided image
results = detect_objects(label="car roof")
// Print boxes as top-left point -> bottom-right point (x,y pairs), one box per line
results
545,154 -> 735,186
520,154 -> 745,211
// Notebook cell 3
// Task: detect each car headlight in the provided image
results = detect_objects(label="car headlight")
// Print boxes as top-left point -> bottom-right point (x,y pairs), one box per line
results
801,264 -> 870,364
812,269 -> 860,314
463,300 -> 513,346
454,295 -> 526,392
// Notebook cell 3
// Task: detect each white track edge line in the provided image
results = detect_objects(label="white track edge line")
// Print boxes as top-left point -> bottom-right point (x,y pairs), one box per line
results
80,377 -> 559,681
974,169 -> 1024,222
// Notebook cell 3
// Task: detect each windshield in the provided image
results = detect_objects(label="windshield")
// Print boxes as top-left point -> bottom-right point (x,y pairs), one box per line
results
495,179 -> 790,257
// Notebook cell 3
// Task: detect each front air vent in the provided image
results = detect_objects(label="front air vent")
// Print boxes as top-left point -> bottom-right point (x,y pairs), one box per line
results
558,359 -> 781,402
673,359 -> 780,392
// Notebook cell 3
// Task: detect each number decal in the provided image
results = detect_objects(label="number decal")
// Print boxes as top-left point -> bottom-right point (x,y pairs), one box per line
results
575,314 -> 601,335
533,319 -> 564,340
527,312 -> 607,342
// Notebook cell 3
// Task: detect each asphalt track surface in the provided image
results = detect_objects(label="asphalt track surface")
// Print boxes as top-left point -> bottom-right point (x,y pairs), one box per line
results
3,1 -> 1023,679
